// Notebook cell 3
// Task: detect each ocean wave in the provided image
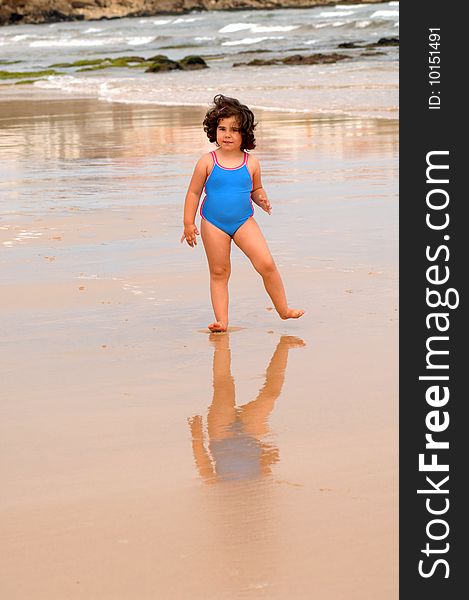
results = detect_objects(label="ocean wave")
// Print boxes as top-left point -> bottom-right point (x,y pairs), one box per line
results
319,11 -> 355,18
370,10 -> 399,18
84,28 -> 103,34
138,18 -> 172,25
35,75 -> 101,94
219,23 -> 298,35
173,17 -> 205,24
29,38 -> 122,48
251,25 -> 299,33
219,23 -> 255,33
222,36 -> 284,46
222,37 -> 268,46
126,37 -> 154,46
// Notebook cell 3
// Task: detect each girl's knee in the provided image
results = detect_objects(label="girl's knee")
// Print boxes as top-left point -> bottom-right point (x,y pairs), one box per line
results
210,264 -> 231,280
256,258 -> 276,277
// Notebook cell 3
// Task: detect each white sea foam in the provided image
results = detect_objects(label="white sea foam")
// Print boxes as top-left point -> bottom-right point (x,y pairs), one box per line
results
29,38 -> 121,48
219,23 -> 255,33
370,10 -> 399,18
222,36 -> 284,46
332,22 -> 346,28
219,23 -> 297,35
36,75 -> 102,94
151,19 -> 173,25
194,37 -> 214,41
319,11 -> 355,18
355,20 -> 372,28
303,40 -> 318,45
84,28 -> 103,34
33,66 -> 398,120
126,37 -> 154,46
173,17 -> 204,24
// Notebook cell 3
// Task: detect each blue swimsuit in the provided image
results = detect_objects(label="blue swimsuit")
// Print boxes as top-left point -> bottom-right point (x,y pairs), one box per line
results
200,151 -> 254,237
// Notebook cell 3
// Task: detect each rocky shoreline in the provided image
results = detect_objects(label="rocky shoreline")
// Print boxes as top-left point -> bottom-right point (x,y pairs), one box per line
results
1,0 -> 386,27
0,35 -> 398,86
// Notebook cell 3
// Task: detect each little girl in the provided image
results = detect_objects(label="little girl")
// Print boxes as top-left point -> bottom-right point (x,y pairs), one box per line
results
181,94 -> 304,332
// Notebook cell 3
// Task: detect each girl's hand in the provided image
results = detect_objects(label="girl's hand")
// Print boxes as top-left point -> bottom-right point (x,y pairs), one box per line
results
257,193 -> 272,215
180,223 -> 199,247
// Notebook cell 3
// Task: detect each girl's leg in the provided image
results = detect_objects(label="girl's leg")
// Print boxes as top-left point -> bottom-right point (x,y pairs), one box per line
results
239,335 -> 305,437
233,218 -> 304,320
207,333 -> 236,440
201,219 -> 232,332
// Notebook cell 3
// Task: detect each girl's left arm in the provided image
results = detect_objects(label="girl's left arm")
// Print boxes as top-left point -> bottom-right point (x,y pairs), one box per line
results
250,157 -> 272,215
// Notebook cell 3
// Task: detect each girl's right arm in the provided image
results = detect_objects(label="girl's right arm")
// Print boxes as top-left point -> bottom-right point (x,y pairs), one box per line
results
181,154 -> 210,247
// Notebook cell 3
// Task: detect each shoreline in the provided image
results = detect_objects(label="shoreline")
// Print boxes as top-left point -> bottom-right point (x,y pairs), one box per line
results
0,83 -> 399,121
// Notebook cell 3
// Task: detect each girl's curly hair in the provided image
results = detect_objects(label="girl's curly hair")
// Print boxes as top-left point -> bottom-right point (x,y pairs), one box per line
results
203,94 -> 257,150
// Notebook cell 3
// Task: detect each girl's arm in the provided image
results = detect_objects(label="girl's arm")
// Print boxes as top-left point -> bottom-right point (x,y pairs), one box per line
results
250,157 -> 272,215
181,155 -> 210,247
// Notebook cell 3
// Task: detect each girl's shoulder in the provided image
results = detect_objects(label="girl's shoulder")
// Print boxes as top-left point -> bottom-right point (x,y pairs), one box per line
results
246,152 -> 260,171
247,152 -> 259,165
197,151 -> 215,167
194,152 -> 214,172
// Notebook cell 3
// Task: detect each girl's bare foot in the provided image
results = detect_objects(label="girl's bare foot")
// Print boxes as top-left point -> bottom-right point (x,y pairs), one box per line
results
280,308 -> 305,320
208,321 -> 227,333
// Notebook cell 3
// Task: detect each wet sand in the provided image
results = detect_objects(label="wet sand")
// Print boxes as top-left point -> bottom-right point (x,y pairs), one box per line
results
0,95 -> 398,599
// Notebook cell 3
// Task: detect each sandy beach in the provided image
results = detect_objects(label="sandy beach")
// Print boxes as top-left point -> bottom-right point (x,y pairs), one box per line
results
0,93 -> 398,598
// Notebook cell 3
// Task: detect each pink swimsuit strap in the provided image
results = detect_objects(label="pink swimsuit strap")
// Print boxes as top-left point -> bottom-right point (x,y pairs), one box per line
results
211,150 -> 248,169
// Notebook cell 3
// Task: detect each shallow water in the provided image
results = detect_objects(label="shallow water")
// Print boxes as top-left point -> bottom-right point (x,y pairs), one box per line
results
0,99 -> 398,598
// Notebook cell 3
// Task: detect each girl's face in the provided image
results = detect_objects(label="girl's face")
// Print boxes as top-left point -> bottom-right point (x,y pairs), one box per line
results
216,116 -> 243,151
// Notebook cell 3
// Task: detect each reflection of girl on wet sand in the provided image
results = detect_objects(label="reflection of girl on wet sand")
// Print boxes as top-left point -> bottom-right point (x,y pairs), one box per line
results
188,334 -> 305,483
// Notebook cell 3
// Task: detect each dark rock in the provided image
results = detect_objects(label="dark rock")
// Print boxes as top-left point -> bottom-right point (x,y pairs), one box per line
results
234,52 -> 350,67
145,54 -> 208,73
360,50 -> 385,56
339,38 -> 398,51
234,58 -> 278,67
145,55 -> 181,72
147,54 -> 175,63
338,42 -> 361,49
178,55 -> 208,70
371,37 -> 399,47
283,52 -> 348,65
